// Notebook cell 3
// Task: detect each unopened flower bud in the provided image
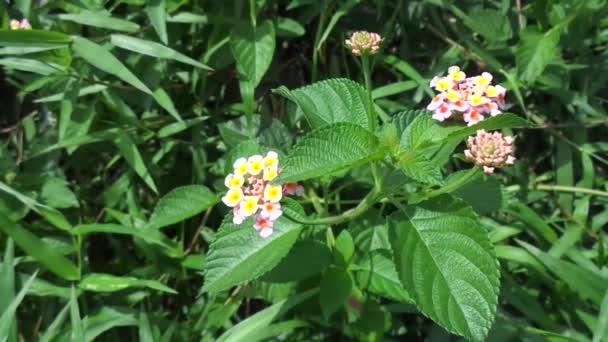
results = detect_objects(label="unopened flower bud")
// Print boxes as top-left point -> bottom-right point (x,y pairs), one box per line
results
345,31 -> 383,56
464,130 -> 516,174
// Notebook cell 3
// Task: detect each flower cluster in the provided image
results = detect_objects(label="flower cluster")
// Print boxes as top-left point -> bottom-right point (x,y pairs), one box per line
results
10,19 -> 31,30
221,151 -> 303,238
427,66 -> 507,126
345,31 -> 383,56
464,130 -> 516,174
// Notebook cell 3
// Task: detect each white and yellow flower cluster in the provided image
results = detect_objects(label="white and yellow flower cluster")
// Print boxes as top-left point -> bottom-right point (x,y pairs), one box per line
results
10,19 -> 31,30
427,66 -> 507,126
221,151 -> 304,238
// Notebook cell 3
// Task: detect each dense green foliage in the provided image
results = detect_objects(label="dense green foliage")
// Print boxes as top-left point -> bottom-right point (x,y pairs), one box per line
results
0,0 -> 607,341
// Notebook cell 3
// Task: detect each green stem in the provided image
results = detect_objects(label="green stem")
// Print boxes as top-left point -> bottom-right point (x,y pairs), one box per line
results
312,6 -> 328,82
409,167 -> 481,204
508,184 -> 608,198
361,55 -> 376,132
289,187 -> 381,226
361,55 -> 381,188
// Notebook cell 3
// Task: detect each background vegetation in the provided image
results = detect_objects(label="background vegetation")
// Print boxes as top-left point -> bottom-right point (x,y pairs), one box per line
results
0,0 -> 607,341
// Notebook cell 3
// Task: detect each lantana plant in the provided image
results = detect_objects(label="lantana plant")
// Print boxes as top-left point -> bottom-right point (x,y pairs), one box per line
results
209,29 -> 530,341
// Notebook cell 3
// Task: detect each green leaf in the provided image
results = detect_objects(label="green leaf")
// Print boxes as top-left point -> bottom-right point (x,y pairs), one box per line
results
230,20 -> 275,87
57,12 -> 140,32
319,266 -> 352,320
71,223 -> 178,253
217,288 -> 318,342
152,87 -> 182,122
40,178 -> 79,209
0,57 -> 65,75
0,30 -> 71,47
519,241 -> 608,303
0,271 -> 37,341
464,9 -> 512,41
39,302 -> 70,342
389,195 -> 500,341
157,117 -> 208,138
69,287 -> 85,342
335,230 -> 354,265
0,212 -> 79,280
276,17 -> 305,37
594,290 -> 608,342
114,131 -> 158,193
145,0 -> 168,44
79,273 -> 177,294
395,151 -> 444,185
203,215 -> 302,294
276,123 -> 387,183
262,240 -> 332,283
59,79 -> 79,142
71,36 -> 152,94
273,78 -> 369,129
516,28 -> 561,83
356,250 -> 412,303
83,307 -> 138,341
110,34 -> 212,70
445,113 -> 532,142
0,240 -> 16,342
450,172 -> 504,214
146,185 -> 218,230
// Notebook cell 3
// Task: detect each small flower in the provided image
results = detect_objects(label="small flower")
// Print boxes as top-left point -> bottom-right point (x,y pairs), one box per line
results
260,202 -> 282,221
345,31 -> 383,56
224,173 -> 244,189
233,157 -> 248,176
254,216 -> 274,238
264,151 -> 278,168
264,184 -> 283,203
247,155 -> 264,176
222,152 -> 303,238
449,100 -> 469,112
10,19 -> 31,30
446,90 -> 460,102
433,77 -> 453,92
232,207 -> 245,224
10,20 -> 20,30
463,109 -> 484,126
448,65 -> 466,81
283,183 -> 304,196
426,94 -> 445,111
240,196 -> 260,216
222,188 -> 244,207
263,166 -> 279,181
464,130 -> 516,174
468,94 -> 489,107
432,104 -> 452,122
19,19 -> 31,30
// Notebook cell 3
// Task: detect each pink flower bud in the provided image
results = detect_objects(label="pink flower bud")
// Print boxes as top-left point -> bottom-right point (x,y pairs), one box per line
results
464,130 -> 516,174
345,31 -> 383,56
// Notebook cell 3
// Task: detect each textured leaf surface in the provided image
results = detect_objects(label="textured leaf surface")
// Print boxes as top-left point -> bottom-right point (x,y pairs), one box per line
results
274,78 -> 369,129
389,195 -> 499,341
203,215 -> 302,293
230,20 -> 275,87
276,123 -> 386,183
356,250 -> 412,302
147,185 -> 217,230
